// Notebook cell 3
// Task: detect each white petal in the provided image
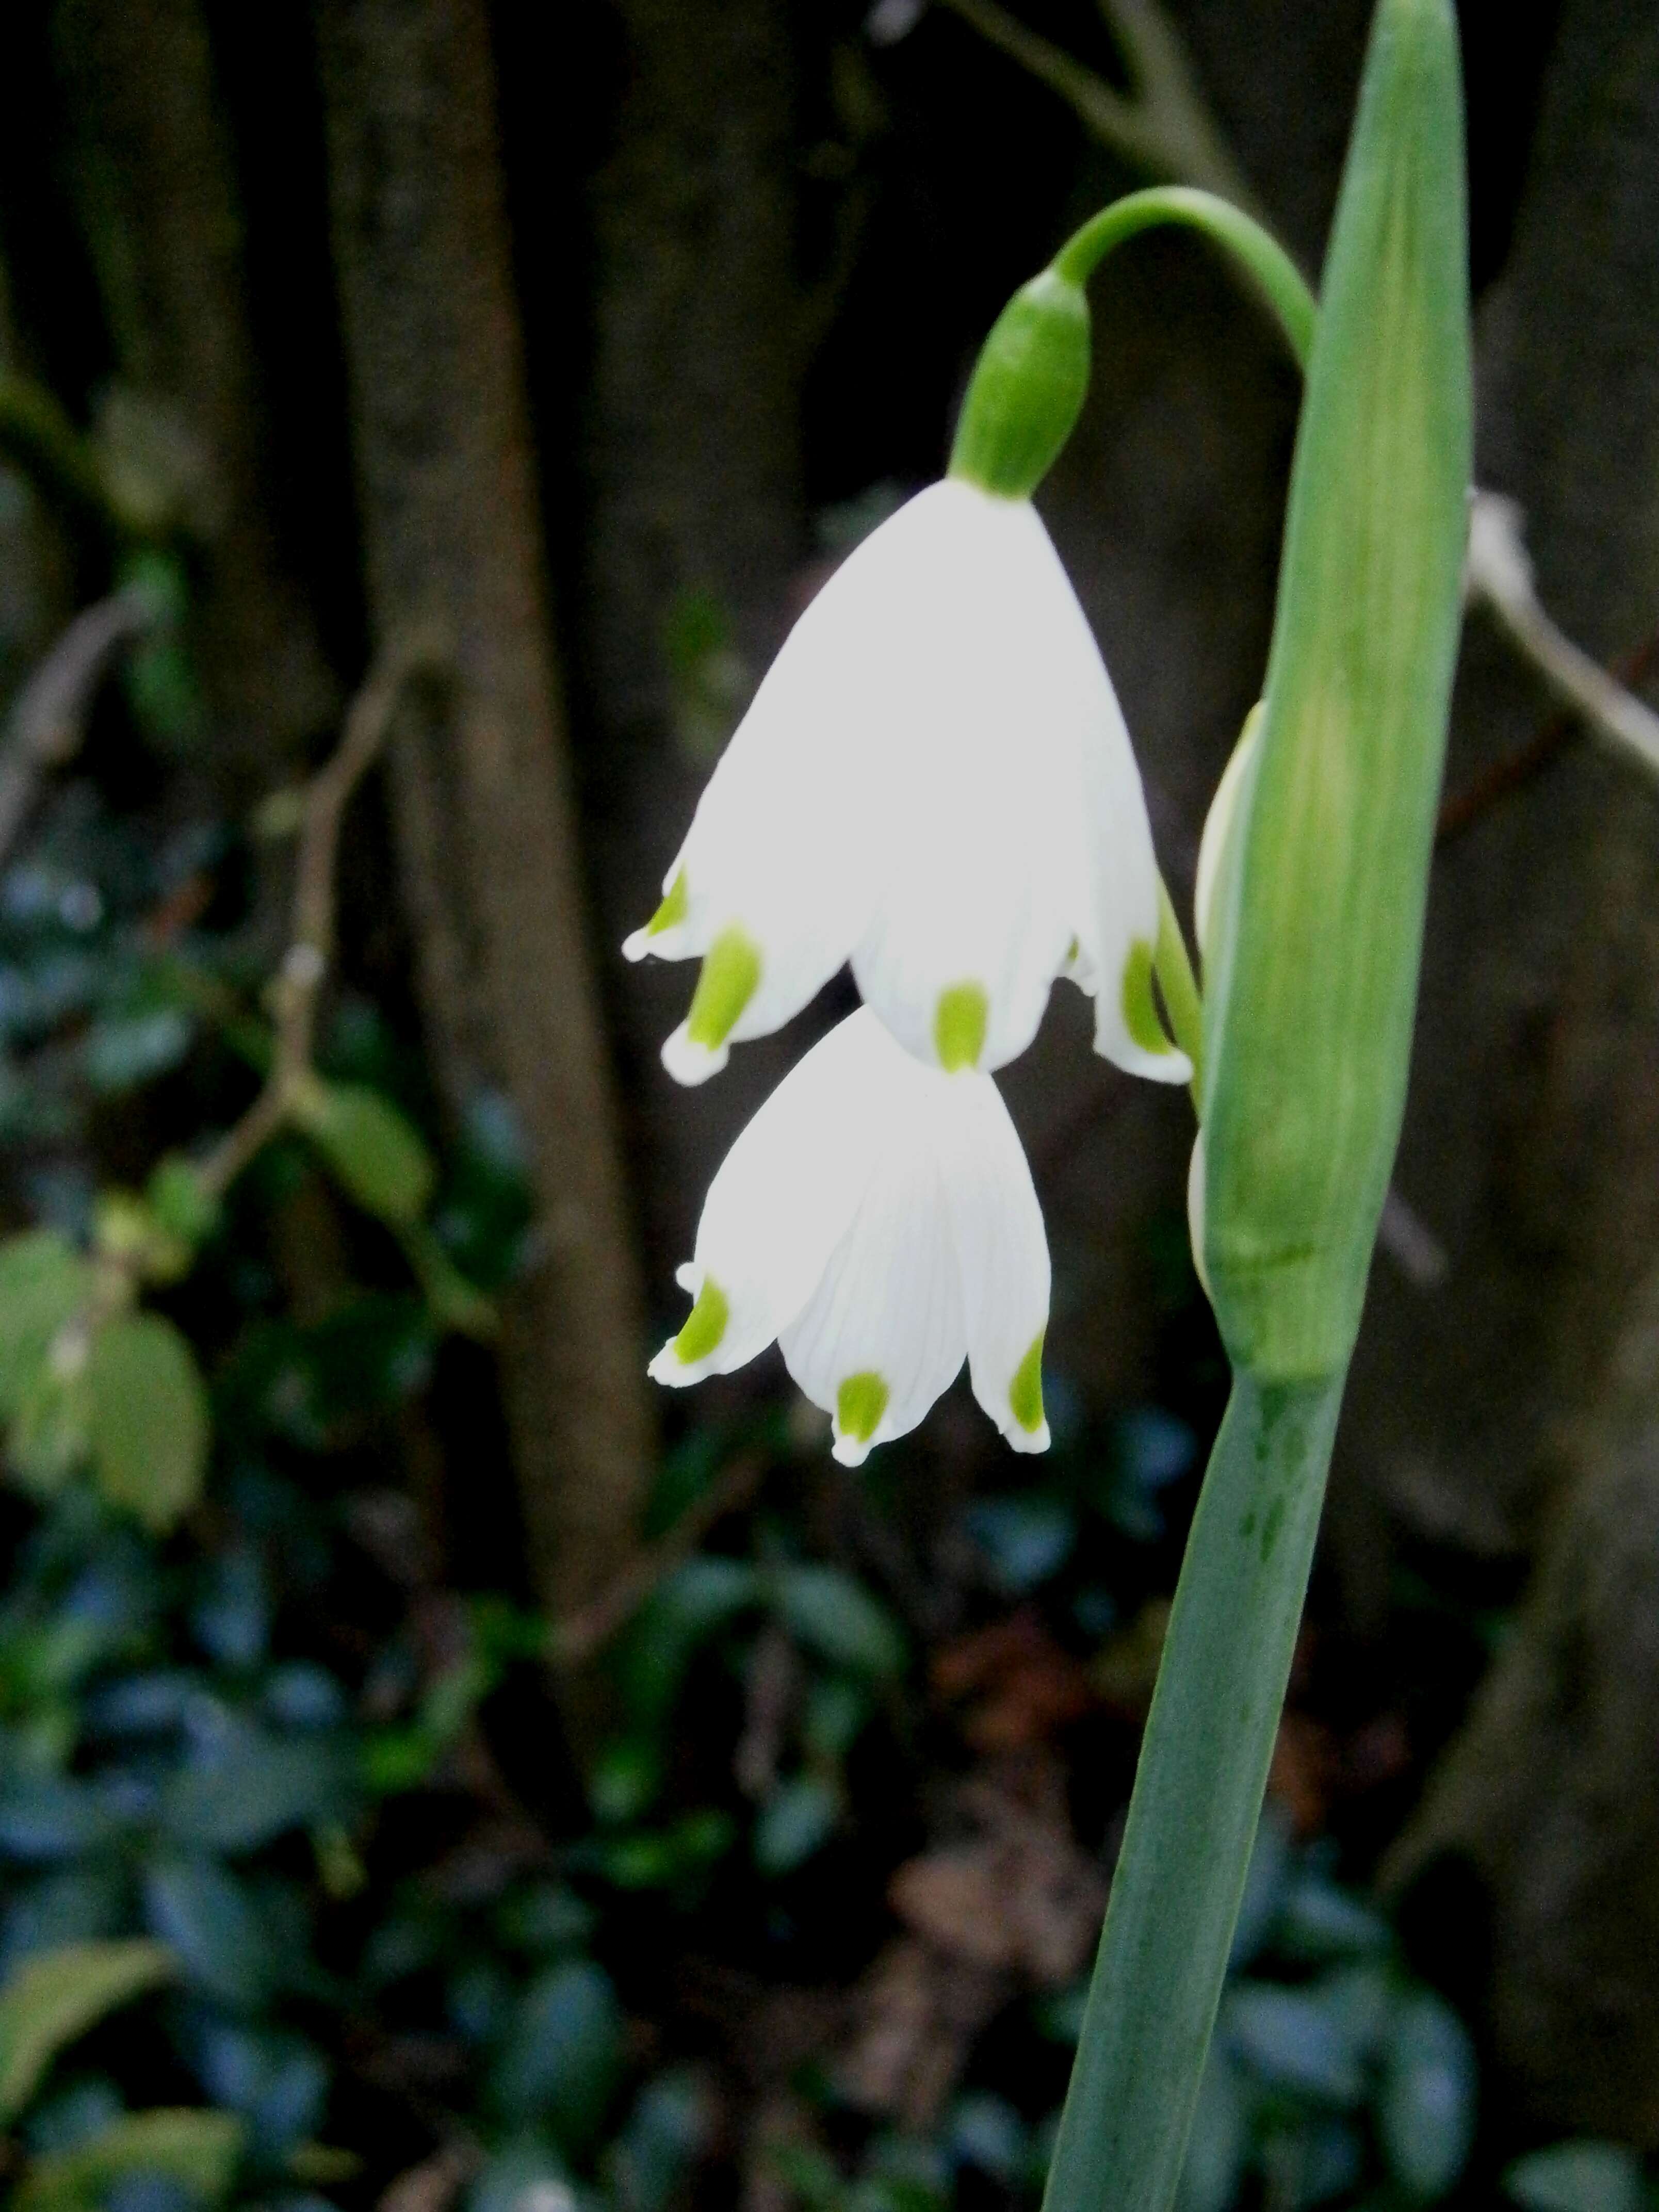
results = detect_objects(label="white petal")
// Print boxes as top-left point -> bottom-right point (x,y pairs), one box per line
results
628,477 -> 1183,1089
624,488 -> 994,1074
648,1010 -> 900,1385
652,1006 -> 1057,1467
1069,657 -> 1189,1085
936,1072 -> 1052,1451
844,483 -> 1177,1085
849,486 -> 1092,1071
1194,702 -> 1263,965
778,1111 -> 967,1466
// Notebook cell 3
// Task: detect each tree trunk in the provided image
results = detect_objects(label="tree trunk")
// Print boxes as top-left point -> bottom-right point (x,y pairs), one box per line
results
1387,1268 -> 1659,2143
315,0 -> 652,1649
581,0 -> 809,1282
1334,0 -> 1659,1572
52,0 -> 335,762
1361,0 -> 1659,2142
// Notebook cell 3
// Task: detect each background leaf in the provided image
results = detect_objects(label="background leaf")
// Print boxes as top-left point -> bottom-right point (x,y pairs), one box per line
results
489,1959 -> 623,2153
1504,2141 -> 1646,2212
0,1233 -> 90,1421
0,1939 -> 173,2125
1378,1987 -> 1476,2199
295,1082 -> 435,1227
89,1315 -> 209,1533
15,2107 -> 243,2212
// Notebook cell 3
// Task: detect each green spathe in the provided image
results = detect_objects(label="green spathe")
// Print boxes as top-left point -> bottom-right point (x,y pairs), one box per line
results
1199,0 -> 1471,1382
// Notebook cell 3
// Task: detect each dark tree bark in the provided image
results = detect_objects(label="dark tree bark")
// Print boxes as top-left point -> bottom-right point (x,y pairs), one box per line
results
1334,0 -> 1659,1575
933,0 -> 1659,2132
582,0 -> 810,1283
52,0 -> 335,763
315,0 -> 652,1652
1369,0 -> 1659,2140
0,253 -> 71,696
1389,1270 -> 1659,2142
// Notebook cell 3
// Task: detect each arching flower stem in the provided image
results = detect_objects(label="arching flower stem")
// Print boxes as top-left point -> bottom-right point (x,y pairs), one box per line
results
1048,185 -> 1316,369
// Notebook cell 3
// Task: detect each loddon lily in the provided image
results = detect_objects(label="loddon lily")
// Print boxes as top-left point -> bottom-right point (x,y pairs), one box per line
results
624,472 -> 1190,1091
649,1007 -> 1053,1465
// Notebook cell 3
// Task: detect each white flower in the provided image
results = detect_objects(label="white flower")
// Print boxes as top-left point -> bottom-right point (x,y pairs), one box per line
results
624,478 -> 1189,1088
648,1007 -> 1052,1466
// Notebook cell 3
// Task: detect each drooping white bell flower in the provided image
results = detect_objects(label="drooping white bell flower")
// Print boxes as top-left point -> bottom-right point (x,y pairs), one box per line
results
623,477 -> 1189,1090
648,1007 -> 1052,1466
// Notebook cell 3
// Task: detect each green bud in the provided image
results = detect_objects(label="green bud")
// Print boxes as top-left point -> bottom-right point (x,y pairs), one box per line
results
1199,0 -> 1471,1382
948,269 -> 1091,501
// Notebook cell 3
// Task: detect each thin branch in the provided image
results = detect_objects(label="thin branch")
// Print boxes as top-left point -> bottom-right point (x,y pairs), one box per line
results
1437,623 -> 1659,845
934,2 -> 1659,806
197,627 -> 446,1202
0,589 -> 158,864
1095,0 -> 1266,218
1464,491 -> 1659,785
934,0 -> 1263,221
549,1449 -> 767,1667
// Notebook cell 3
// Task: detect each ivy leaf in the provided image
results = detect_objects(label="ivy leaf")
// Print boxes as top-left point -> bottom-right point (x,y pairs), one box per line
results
157,1726 -> 351,1855
621,1558 -> 760,1728
0,1233 -> 90,1421
489,1959 -> 623,2151
1504,2141 -> 1646,2212
0,1938 -> 173,2125
295,1081 -> 435,1227
88,1314 -> 209,1533
14,2107 -> 242,2212
753,1776 -> 840,1875
1378,1987 -> 1476,2199
142,1859 -> 273,2011
773,1565 -> 906,1678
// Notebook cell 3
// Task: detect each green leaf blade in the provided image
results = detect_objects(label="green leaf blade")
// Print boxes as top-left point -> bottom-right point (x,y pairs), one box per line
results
296,1081 -> 436,1227
0,1938 -> 174,2125
88,1312 -> 210,1533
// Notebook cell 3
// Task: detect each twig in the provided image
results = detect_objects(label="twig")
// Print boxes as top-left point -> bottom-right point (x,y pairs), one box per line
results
197,628 -> 446,1201
549,1448 -> 767,1666
931,3 -> 1659,819
0,588 -> 158,864
1436,625 -> 1659,845
1464,491 -> 1659,785
933,0 -> 1263,220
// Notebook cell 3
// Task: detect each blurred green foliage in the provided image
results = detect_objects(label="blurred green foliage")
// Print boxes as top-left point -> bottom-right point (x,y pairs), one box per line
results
0,546 -> 1649,2212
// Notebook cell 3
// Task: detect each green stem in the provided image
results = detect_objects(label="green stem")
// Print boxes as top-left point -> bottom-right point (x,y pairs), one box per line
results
1051,186 -> 1316,369
1154,875 -> 1204,1102
1042,1366 -> 1346,2212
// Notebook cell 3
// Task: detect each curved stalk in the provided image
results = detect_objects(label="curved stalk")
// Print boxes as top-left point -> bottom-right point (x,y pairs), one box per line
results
1051,185 -> 1316,369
